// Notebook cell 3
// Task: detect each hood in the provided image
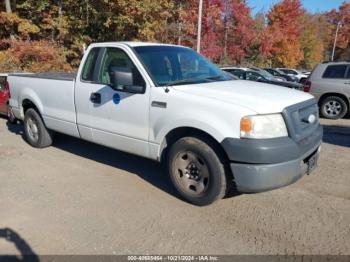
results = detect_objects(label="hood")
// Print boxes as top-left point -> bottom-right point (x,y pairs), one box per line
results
172,80 -> 314,114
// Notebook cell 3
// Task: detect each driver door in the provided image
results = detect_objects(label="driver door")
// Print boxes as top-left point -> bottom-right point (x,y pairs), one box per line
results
75,46 -> 151,157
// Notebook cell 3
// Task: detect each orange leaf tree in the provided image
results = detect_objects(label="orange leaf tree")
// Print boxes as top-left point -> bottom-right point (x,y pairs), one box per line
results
266,0 -> 305,68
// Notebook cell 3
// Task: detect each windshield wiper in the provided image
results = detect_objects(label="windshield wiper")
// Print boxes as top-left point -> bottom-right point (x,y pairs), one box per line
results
164,75 -> 226,87
164,77 -> 208,87
204,75 -> 224,81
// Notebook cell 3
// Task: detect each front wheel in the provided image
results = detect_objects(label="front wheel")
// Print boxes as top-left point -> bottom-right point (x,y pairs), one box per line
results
167,136 -> 228,206
24,108 -> 53,148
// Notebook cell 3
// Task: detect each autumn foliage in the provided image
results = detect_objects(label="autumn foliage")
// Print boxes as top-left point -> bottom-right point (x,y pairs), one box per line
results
0,0 -> 349,72
0,40 -> 73,72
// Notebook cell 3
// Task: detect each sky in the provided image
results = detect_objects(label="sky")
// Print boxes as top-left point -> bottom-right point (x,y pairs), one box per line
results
248,0 -> 346,15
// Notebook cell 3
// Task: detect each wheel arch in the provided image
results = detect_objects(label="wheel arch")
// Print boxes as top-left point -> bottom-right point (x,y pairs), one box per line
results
19,93 -> 43,119
22,98 -> 41,115
158,126 -> 231,168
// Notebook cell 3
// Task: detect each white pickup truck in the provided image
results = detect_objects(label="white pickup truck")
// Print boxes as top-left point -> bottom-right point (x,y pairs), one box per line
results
8,42 -> 323,206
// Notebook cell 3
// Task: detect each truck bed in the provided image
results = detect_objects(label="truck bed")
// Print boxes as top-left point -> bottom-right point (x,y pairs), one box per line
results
8,72 -> 80,138
10,72 -> 76,81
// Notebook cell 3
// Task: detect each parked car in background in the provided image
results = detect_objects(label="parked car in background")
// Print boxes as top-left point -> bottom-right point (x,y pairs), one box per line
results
305,61 -> 350,119
249,67 -> 286,82
8,42 -> 322,206
221,67 -> 303,90
264,68 -> 298,82
277,68 -> 309,83
0,73 -> 16,123
301,70 -> 311,76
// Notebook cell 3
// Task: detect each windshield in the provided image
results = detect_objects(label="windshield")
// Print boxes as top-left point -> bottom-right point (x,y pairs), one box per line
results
133,46 -> 234,86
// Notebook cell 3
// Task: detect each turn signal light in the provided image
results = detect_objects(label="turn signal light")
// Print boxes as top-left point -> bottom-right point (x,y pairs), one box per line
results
240,117 -> 252,133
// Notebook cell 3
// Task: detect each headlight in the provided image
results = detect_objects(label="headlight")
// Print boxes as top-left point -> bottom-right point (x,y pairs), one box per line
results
240,114 -> 288,139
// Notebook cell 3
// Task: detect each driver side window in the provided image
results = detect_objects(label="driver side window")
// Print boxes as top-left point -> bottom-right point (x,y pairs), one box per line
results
98,48 -> 145,87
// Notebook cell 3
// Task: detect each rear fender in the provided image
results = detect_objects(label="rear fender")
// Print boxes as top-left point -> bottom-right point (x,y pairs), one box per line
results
19,89 -> 44,119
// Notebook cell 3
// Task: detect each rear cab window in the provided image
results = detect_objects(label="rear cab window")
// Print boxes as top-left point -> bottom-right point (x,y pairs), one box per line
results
322,65 -> 348,79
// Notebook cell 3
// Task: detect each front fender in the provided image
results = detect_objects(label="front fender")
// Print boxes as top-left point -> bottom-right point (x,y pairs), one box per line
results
152,108 -> 242,161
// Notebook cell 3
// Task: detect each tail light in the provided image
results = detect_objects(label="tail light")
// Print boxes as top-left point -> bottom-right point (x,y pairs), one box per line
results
5,81 -> 9,92
304,80 -> 312,92
5,81 -> 11,98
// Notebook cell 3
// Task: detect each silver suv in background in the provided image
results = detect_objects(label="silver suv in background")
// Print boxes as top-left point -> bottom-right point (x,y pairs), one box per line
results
305,62 -> 350,119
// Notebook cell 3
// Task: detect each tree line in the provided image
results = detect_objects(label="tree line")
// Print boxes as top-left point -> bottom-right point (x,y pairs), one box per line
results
0,0 -> 349,73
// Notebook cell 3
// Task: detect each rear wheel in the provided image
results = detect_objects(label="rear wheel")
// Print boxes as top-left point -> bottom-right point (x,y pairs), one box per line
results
167,136 -> 228,206
320,96 -> 348,120
24,108 -> 53,148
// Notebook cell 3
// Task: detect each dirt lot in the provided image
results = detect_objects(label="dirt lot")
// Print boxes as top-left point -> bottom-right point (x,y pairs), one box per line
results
0,117 -> 349,255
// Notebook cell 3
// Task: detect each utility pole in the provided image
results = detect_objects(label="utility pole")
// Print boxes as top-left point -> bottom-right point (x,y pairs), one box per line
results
178,2 -> 182,45
5,0 -> 12,13
331,21 -> 342,61
196,0 -> 203,53
223,0 -> 229,61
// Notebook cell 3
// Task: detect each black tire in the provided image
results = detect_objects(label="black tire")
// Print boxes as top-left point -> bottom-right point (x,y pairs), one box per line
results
167,136 -> 228,206
24,108 -> 53,148
320,96 -> 348,120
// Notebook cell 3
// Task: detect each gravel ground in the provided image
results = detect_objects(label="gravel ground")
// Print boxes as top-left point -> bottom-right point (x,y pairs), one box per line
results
0,117 -> 349,256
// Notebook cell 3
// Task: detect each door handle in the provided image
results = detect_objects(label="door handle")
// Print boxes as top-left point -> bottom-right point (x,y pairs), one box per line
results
344,82 -> 350,85
90,92 -> 101,104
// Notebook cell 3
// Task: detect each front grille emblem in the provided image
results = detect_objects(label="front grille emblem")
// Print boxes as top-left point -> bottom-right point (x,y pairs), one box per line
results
303,114 -> 316,124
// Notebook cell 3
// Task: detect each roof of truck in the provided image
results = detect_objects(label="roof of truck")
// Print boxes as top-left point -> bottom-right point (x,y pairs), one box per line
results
89,41 -> 187,48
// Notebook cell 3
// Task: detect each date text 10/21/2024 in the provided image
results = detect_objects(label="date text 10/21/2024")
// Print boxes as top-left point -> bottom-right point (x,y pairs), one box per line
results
127,256 -> 219,261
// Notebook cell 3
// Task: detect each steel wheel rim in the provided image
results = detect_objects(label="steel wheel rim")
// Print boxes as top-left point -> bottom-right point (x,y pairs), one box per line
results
325,101 -> 342,117
26,117 -> 39,142
173,151 -> 210,196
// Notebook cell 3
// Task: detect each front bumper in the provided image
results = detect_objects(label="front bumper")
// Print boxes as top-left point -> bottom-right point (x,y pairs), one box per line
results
222,124 -> 323,193
230,146 -> 321,193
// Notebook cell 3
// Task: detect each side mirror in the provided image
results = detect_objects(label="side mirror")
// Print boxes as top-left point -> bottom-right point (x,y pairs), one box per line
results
108,67 -> 144,94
